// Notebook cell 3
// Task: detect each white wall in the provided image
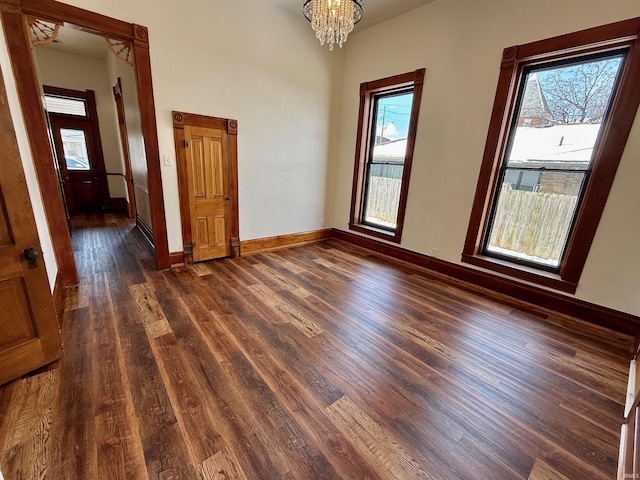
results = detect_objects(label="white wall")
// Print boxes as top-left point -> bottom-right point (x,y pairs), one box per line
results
39,0 -> 342,252
3,0 -> 638,318
34,47 -> 128,199
331,0 -> 640,316
0,24 -> 58,291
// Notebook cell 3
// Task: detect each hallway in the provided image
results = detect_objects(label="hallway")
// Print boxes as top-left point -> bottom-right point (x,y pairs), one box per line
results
0,214 -> 631,479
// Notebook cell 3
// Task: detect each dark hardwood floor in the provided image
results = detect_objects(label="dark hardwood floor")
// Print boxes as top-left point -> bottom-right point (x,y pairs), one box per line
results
0,213 -> 631,479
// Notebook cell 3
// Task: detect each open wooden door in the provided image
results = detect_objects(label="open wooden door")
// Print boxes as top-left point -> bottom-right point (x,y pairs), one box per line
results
113,78 -> 136,219
0,67 -> 63,386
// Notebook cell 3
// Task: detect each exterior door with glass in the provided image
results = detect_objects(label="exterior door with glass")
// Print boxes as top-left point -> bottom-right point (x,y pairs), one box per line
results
50,116 -> 103,215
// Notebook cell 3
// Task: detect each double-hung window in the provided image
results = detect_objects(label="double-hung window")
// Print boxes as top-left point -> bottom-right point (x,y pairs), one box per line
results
349,69 -> 425,243
463,18 -> 640,293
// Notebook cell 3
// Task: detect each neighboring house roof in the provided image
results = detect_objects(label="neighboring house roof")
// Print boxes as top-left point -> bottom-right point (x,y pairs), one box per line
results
520,73 -> 552,120
372,138 -> 407,163
508,123 -> 601,167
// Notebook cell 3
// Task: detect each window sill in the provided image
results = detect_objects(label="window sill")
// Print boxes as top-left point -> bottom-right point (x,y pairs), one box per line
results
349,223 -> 402,244
461,253 -> 578,294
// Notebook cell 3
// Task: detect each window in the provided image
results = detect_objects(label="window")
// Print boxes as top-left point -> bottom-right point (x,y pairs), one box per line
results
59,128 -> 91,171
43,95 -> 87,116
463,18 -> 640,293
349,69 -> 425,243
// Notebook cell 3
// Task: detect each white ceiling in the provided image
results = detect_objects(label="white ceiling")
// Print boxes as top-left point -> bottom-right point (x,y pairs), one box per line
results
271,0 -> 436,32
38,26 -> 109,60
37,0 -> 436,59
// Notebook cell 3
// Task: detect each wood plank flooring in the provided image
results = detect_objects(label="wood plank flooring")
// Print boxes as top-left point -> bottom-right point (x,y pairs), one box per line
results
0,213 -> 631,479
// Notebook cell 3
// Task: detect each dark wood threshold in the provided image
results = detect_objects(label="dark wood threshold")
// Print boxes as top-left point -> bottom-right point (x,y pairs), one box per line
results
333,228 -> 640,343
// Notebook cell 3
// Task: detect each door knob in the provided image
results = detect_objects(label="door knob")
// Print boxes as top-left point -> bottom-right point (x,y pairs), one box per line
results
23,247 -> 39,268
225,196 -> 232,201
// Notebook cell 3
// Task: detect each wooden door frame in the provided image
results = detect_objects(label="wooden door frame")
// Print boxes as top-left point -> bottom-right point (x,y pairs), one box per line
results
0,0 -> 171,285
172,111 -> 240,262
113,77 -> 136,219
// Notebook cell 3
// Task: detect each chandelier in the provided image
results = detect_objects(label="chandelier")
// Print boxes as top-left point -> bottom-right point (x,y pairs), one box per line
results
303,0 -> 363,51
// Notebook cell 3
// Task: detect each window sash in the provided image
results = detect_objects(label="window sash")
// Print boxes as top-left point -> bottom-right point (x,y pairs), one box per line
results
362,164 -> 405,231
484,167 -> 588,271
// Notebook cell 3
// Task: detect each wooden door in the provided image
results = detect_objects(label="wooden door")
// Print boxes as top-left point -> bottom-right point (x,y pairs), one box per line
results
113,78 -> 136,219
0,67 -> 63,386
184,125 -> 232,261
50,116 -> 103,215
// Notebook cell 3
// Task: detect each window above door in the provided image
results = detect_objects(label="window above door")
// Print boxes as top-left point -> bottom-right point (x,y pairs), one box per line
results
43,95 -> 87,116
43,85 -> 89,118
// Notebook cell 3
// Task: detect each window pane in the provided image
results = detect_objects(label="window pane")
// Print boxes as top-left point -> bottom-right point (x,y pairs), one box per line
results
487,170 -> 585,268
363,164 -> 404,229
507,56 -> 623,170
44,95 -> 87,116
485,54 -> 624,269
363,91 -> 413,230
373,92 -> 413,158
60,128 -> 90,171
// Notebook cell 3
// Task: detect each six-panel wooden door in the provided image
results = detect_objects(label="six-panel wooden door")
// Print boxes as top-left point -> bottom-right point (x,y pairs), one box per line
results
184,125 -> 232,261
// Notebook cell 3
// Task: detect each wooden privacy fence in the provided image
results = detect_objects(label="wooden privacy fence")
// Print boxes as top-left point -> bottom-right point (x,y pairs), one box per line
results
488,185 -> 578,262
365,176 -> 402,225
365,177 -> 577,263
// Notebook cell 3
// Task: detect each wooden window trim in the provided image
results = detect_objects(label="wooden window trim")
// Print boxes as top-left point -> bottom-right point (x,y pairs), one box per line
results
462,18 -> 640,294
43,85 -> 88,101
349,68 -> 425,243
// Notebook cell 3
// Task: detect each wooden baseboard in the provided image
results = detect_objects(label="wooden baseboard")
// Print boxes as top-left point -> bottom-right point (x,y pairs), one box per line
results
240,229 -> 334,256
105,197 -> 128,213
136,214 -> 154,247
332,228 -> 640,340
169,251 -> 185,267
53,271 -> 65,324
